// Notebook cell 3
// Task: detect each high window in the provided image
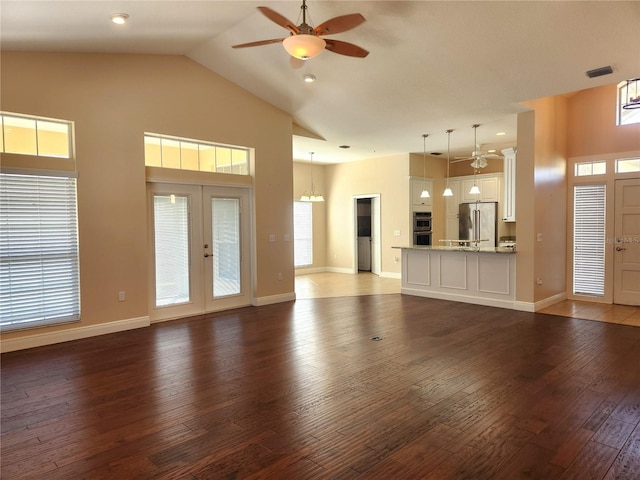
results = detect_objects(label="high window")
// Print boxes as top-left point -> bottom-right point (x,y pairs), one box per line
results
1,112 -> 72,158
573,184 -> 606,297
617,80 -> 640,126
144,133 -> 249,175
293,201 -> 313,267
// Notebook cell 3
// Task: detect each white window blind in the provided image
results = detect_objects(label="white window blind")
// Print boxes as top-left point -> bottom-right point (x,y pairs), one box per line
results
0,173 -> 80,331
573,184 -> 606,296
294,201 -> 313,267
212,197 -> 241,298
153,195 -> 191,307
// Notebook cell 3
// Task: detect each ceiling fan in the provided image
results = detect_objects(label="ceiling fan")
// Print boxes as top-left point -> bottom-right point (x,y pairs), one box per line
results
451,124 -> 502,169
231,0 -> 369,60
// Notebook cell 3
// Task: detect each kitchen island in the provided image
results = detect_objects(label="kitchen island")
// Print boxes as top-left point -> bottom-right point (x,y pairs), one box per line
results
394,245 -> 517,309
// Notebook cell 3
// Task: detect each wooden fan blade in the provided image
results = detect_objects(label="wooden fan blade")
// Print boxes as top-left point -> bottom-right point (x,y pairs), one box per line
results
257,6 -> 299,34
232,38 -> 285,49
324,39 -> 369,58
314,13 -> 366,36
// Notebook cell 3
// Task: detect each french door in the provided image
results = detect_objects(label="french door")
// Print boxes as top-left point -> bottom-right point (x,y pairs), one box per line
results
147,183 -> 251,322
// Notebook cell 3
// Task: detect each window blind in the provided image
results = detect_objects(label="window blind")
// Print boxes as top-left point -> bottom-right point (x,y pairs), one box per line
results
153,195 -> 190,307
294,201 -> 313,267
212,197 -> 241,298
573,184 -> 606,296
0,173 -> 81,330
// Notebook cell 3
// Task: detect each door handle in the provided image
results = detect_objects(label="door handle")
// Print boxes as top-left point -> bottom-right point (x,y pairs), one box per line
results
616,246 -> 626,252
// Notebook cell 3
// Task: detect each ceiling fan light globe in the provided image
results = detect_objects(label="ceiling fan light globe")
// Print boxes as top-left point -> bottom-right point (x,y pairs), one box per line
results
283,34 -> 326,59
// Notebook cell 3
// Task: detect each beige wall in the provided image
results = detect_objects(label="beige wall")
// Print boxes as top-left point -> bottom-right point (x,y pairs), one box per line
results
293,161 -> 327,270
1,52 -> 294,344
324,154 -> 410,276
567,84 -> 640,157
515,96 -> 568,304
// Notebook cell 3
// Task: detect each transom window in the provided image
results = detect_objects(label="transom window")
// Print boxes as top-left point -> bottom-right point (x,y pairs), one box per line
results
615,157 -> 640,173
144,133 -> 249,175
575,161 -> 606,176
1,112 -> 72,158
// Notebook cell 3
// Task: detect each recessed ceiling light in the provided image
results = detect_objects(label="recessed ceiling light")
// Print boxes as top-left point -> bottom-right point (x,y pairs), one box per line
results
111,13 -> 129,25
303,74 -> 316,83
496,132 -> 506,136
488,149 -> 496,153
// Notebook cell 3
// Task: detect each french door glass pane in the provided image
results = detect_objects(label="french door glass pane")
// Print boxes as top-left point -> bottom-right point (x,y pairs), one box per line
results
154,195 -> 190,306
212,198 -> 240,297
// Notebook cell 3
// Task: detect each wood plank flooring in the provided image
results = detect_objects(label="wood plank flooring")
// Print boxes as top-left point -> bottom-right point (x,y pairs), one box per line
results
2,294 -> 640,479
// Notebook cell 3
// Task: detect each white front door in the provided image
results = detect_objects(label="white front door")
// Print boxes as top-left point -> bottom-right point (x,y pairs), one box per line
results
614,178 -> 640,305
148,183 -> 251,322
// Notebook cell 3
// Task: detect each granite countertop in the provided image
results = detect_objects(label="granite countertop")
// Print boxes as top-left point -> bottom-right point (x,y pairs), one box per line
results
393,245 -> 517,254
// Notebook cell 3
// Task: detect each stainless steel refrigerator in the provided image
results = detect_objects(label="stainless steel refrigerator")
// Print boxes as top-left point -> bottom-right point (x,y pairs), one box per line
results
459,202 -> 497,247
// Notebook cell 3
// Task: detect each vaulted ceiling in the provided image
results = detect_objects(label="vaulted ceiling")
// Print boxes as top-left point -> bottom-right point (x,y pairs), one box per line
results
2,1 -> 638,163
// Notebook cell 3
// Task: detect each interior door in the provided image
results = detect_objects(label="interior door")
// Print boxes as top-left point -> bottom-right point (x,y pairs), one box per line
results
614,178 -> 640,305
148,183 -> 251,322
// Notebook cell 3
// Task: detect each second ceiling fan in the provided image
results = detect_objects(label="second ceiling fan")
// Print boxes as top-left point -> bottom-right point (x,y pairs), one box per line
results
232,0 -> 369,60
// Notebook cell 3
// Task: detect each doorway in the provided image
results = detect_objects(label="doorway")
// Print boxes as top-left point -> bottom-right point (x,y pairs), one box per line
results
614,178 -> 640,305
147,183 -> 252,322
353,194 -> 381,276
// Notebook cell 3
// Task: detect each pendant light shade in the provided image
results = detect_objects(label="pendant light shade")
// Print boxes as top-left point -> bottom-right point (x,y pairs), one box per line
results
443,129 -> 454,197
300,152 -> 324,202
421,134 -> 430,198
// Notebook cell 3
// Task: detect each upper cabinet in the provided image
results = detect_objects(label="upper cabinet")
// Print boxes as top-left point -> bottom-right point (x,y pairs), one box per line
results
411,176 -> 433,208
461,175 -> 502,203
501,148 -> 516,222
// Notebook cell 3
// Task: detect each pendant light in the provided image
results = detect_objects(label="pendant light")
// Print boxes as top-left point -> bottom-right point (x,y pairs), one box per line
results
300,152 -> 324,202
468,124 -> 481,195
420,134 -> 430,198
442,129 -> 454,197
622,78 -> 640,110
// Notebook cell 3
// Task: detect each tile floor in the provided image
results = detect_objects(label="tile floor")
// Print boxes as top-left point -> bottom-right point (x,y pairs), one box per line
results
295,272 -> 640,327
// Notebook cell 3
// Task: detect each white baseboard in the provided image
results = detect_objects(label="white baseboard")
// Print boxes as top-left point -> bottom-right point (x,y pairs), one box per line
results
325,267 -> 354,274
512,301 -> 536,312
295,267 -> 326,276
381,271 -> 402,279
252,292 -> 296,306
0,316 -> 150,353
534,292 -> 567,311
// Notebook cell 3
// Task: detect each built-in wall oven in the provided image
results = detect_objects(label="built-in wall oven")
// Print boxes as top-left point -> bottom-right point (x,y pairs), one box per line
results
413,212 -> 432,246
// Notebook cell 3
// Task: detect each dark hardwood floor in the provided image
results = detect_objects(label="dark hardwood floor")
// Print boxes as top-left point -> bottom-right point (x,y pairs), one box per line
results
2,294 -> 640,479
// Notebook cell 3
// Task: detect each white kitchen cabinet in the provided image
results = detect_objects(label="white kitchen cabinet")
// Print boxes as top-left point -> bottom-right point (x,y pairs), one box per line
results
411,176 -> 433,208
444,179 -> 460,239
501,148 -> 516,222
461,174 -> 501,203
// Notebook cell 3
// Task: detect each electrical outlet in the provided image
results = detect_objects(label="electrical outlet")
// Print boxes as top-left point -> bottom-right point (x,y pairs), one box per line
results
536,278 -> 543,286
277,272 -> 283,281
269,234 -> 276,243
118,291 -> 125,301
